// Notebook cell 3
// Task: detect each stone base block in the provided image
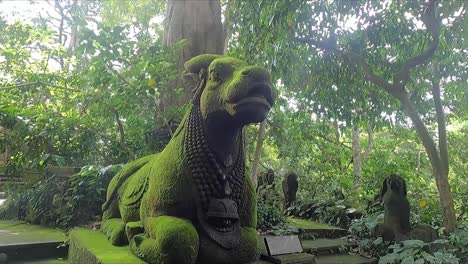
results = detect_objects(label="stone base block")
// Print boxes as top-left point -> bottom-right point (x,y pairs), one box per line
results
68,228 -> 145,264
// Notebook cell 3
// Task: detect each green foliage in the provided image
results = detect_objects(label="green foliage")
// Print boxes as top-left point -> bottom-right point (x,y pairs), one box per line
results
57,164 -> 123,227
0,164 -> 122,227
349,212 -> 391,257
285,200 -> 362,229
229,0 -> 467,231
0,0 -> 467,240
256,197 -> 286,231
0,3 -> 178,175
379,240 -> 459,264
349,213 -> 468,263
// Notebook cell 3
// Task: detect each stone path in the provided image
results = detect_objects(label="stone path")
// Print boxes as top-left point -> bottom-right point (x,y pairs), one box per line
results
0,221 -> 67,262
256,217 -> 377,264
0,218 -> 376,264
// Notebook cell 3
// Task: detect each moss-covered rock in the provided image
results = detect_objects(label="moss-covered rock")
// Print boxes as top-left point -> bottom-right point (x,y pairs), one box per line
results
101,218 -> 126,246
129,216 -> 199,263
68,228 -> 145,264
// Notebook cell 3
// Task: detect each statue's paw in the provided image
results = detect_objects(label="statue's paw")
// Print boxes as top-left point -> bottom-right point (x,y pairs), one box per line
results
101,218 -> 127,246
129,234 -> 159,263
126,221 -> 144,242
129,216 -> 199,264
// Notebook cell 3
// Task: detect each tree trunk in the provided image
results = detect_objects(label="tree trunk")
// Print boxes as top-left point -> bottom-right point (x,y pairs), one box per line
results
250,121 -> 267,188
352,126 -> 362,188
398,90 -> 456,232
352,124 -> 374,189
163,0 -> 224,108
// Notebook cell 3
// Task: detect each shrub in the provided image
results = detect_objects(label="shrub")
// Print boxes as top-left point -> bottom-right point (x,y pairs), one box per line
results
55,164 -> 122,227
285,199 -> 362,229
0,164 -> 122,228
257,197 -> 286,231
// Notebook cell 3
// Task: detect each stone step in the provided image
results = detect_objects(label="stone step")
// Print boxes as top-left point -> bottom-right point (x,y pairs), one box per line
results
9,257 -> 69,263
315,254 -> 377,264
261,252 -> 316,264
287,217 -> 347,239
302,238 -> 355,256
68,228 -> 145,264
0,221 -> 67,261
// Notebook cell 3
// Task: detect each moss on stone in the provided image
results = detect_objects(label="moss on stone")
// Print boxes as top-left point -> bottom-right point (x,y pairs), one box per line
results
101,218 -> 126,246
287,217 -> 344,230
130,216 -> 199,264
68,228 -> 145,264
125,221 -> 144,242
101,54 -> 273,263
0,220 -> 65,245
184,54 -> 223,73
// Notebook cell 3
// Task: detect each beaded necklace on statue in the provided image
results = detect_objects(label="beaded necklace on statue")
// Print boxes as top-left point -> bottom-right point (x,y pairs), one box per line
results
183,102 -> 245,211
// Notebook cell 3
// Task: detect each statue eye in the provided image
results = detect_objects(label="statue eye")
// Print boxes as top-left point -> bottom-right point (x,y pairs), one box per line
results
210,70 -> 221,83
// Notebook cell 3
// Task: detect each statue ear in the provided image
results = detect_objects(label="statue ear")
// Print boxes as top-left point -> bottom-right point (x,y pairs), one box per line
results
183,54 -> 223,98
183,72 -> 200,95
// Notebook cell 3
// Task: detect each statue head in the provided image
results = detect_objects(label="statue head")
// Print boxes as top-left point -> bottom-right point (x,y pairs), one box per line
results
184,54 -> 275,126
382,174 -> 407,197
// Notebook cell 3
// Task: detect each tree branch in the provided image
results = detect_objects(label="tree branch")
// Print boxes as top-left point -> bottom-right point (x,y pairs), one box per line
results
0,81 -> 79,92
394,0 -> 440,87
361,122 -> 375,161
111,107 -> 125,146
431,63 -> 448,175
294,36 -> 395,95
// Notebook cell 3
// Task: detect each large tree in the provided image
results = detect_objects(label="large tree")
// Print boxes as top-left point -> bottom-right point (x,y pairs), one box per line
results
229,0 -> 467,232
163,0 -> 224,107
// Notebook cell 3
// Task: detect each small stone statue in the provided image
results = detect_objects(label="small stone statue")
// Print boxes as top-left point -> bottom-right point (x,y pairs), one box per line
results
382,174 -> 411,240
257,169 -> 281,208
376,174 -> 437,242
101,54 -> 275,264
257,169 -> 275,188
282,172 -> 298,209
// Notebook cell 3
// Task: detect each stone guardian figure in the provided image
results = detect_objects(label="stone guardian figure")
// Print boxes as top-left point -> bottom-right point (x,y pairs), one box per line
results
100,54 -> 275,264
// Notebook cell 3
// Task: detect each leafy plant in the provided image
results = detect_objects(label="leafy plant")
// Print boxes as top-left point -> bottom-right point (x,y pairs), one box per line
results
257,197 -> 286,232
379,240 -> 459,264
55,164 -> 123,227
285,199 -> 362,229
0,164 -> 122,228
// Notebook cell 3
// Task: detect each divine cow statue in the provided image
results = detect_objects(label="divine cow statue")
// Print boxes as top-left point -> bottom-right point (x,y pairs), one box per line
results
101,54 -> 275,263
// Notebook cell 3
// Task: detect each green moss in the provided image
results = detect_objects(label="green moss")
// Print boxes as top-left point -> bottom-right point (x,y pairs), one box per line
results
100,54 -> 271,262
287,217 -> 344,230
241,227 -> 258,259
125,221 -> 144,241
0,220 -> 65,244
184,54 -> 223,73
101,218 -> 126,246
68,228 -> 145,264
130,216 -> 199,263
102,154 -> 157,219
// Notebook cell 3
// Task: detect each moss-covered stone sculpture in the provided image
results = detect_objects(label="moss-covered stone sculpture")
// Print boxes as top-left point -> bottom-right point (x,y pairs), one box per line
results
101,54 -> 275,264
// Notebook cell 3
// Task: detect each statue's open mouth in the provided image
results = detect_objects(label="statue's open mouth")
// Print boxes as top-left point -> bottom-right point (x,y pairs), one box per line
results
205,198 -> 240,233
207,217 -> 238,233
230,82 -> 274,109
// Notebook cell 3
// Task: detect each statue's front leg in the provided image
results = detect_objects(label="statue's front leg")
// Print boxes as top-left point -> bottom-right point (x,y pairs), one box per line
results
238,227 -> 259,261
129,216 -> 199,264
